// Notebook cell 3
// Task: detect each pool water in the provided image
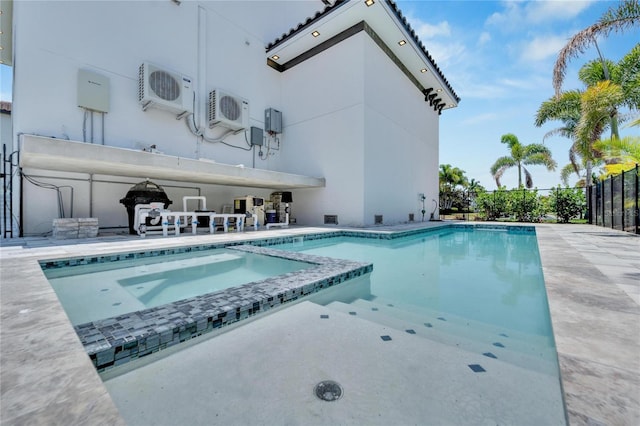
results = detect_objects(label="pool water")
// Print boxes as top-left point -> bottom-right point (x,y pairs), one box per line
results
101,226 -> 567,425
277,228 -> 560,374
45,249 -> 311,325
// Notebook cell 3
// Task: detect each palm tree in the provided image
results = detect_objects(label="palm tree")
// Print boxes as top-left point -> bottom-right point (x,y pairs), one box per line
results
439,164 -> 467,212
537,47 -> 639,185
439,164 -> 467,191
490,134 -> 557,188
535,90 -> 583,176
553,0 -> 640,97
466,178 -> 484,193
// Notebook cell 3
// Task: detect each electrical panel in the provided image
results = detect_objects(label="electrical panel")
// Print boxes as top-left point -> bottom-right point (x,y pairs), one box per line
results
77,69 -> 110,112
265,108 -> 282,134
250,126 -> 263,146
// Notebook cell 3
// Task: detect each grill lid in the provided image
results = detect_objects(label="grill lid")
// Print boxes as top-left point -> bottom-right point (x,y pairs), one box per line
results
119,180 -> 172,208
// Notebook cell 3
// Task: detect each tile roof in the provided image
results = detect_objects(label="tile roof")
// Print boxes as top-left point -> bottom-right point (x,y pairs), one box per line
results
266,0 -> 460,103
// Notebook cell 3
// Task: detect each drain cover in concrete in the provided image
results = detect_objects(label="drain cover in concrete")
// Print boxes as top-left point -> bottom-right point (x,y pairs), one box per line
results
314,380 -> 343,401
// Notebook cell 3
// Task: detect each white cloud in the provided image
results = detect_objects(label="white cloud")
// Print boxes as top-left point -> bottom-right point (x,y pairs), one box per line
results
400,13 -> 462,69
423,40 -> 466,70
486,0 -> 596,29
525,0 -> 594,23
401,11 -> 451,39
453,78 -> 511,99
485,1 -> 523,28
462,112 -> 501,125
520,34 -> 568,62
478,32 -> 491,46
414,21 -> 452,39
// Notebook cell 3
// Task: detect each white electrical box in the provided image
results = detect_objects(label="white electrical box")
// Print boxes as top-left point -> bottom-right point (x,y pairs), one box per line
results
77,69 -> 110,112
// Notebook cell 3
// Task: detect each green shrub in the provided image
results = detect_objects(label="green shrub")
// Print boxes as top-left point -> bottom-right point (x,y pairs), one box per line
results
508,188 -> 547,222
476,188 -> 509,220
551,187 -> 586,223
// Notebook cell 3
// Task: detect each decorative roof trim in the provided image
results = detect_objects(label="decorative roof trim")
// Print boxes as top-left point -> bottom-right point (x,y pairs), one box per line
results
268,21 -> 365,73
385,1 -> 459,102
266,1 -> 350,52
266,0 -> 460,103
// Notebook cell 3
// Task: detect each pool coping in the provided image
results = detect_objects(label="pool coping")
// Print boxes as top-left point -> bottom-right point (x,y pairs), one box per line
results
2,222 -> 637,425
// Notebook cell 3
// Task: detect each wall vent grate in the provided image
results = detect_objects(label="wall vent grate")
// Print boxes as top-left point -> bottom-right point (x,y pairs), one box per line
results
324,215 -> 338,225
374,215 -> 383,225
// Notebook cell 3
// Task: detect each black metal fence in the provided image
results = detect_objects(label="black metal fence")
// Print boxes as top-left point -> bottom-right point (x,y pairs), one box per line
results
587,164 -> 639,234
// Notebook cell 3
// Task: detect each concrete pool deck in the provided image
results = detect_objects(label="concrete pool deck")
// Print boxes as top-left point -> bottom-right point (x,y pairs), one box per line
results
1,222 -> 638,425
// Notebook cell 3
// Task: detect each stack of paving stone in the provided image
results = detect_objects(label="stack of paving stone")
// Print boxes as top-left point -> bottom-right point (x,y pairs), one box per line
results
52,218 -> 99,239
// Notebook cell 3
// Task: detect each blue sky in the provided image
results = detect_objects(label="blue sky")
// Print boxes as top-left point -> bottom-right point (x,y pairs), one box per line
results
397,0 -> 639,190
2,1 -> 638,190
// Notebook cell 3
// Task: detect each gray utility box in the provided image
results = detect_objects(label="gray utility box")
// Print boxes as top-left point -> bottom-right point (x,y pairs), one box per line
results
265,108 -> 282,134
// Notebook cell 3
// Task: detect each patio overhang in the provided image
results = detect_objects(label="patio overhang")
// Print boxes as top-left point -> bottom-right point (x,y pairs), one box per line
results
19,135 -> 325,189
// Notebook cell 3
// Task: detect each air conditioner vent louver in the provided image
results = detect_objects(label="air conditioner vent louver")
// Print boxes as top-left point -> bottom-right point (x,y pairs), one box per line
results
208,89 -> 249,131
138,62 -> 193,117
149,70 -> 180,101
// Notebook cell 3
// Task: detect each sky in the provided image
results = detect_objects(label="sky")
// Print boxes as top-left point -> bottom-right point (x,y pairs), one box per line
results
396,0 -> 639,190
1,0 -> 638,191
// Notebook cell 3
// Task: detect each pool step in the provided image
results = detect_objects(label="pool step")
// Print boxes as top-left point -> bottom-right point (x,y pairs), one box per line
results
353,298 -> 554,359
325,299 -> 558,374
368,296 -> 554,351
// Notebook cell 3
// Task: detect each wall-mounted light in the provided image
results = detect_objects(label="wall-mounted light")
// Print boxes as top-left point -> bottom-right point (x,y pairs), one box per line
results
271,55 -> 280,61
365,0 -> 375,7
436,88 -> 442,92
312,30 -> 320,38
420,68 -> 427,73
398,40 -> 406,46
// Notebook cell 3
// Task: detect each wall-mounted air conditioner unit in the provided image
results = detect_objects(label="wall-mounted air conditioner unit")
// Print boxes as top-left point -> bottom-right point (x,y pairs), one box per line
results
138,62 -> 193,117
208,89 -> 249,131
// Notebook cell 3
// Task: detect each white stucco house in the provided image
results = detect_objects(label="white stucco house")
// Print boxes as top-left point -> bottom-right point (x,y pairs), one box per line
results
2,0 -> 459,237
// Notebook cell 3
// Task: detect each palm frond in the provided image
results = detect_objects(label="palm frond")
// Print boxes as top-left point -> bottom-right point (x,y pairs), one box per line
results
575,81 -> 624,144
616,44 -> 640,109
560,163 -> 581,186
523,167 -> 533,188
490,156 -> 517,176
553,0 -> 640,96
543,127 -> 574,142
578,58 -> 617,87
523,152 -> 558,171
534,91 -> 582,127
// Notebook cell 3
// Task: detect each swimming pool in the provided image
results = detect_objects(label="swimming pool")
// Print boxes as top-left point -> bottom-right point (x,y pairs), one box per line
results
98,224 -> 566,425
44,249 -> 312,324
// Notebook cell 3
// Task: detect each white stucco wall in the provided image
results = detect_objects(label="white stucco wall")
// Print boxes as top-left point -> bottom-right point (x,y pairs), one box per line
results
362,36 -> 440,224
278,33 -> 367,226
11,0 -> 320,164
9,0 -> 444,235
277,32 -> 440,226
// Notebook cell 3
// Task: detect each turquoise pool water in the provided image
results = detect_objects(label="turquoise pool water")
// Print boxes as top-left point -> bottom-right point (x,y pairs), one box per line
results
276,227 -> 559,374
45,249 -> 311,325
278,229 -> 550,332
